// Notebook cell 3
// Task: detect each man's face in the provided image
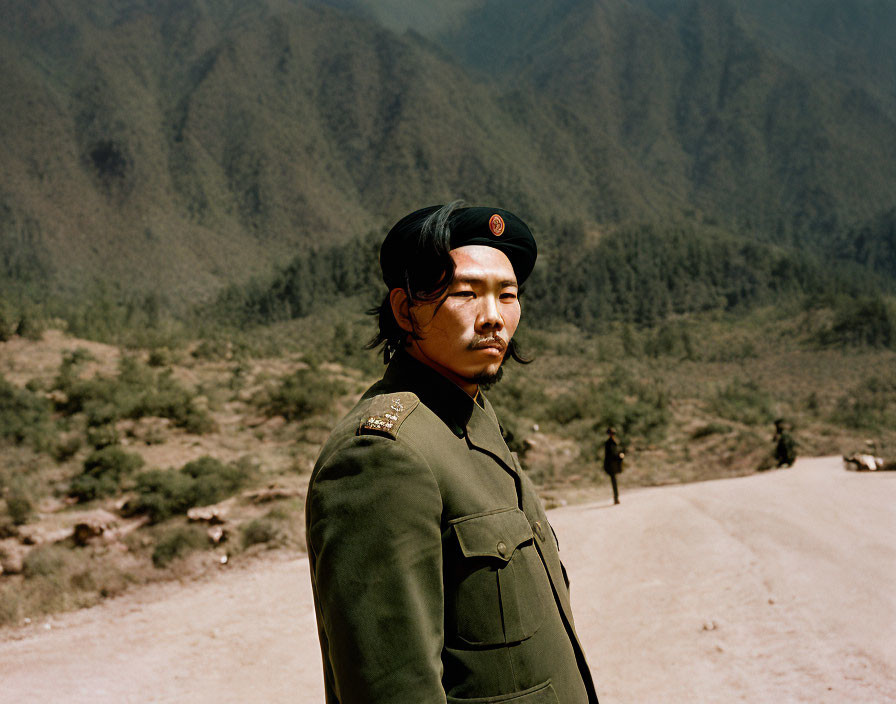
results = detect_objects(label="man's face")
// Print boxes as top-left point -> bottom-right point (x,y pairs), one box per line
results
405,245 -> 521,393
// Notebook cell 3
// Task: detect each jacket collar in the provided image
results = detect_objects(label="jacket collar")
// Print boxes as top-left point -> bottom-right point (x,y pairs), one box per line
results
369,351 -> 516,469
371,350 -> 474,437
466,393 -> 516,470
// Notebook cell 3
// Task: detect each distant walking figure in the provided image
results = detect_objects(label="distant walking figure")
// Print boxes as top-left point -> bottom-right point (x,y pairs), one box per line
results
773,418 -> 796,468
603,427 -> 624,505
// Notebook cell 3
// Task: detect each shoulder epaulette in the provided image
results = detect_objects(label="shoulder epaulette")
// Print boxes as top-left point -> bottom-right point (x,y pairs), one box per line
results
358,392 -> 419,439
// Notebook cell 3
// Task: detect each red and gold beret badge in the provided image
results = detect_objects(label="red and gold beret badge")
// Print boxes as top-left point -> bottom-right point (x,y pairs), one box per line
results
488,213 -> 505,237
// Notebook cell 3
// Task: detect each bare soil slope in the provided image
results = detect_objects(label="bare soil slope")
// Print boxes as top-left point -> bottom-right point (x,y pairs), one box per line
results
1,456 -> 893,703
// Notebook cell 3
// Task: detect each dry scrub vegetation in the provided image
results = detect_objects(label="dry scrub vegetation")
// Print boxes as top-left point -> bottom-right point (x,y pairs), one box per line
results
1,307 -> 895,627
0,328 -> 365,627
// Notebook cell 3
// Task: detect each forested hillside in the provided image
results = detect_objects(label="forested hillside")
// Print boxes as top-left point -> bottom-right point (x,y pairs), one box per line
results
211,219 -> 892,341
1,0 -> 895,303
439,0 -> 896,236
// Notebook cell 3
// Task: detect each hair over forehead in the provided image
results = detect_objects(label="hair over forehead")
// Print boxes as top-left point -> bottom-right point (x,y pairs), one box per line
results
379,202 -> 537,294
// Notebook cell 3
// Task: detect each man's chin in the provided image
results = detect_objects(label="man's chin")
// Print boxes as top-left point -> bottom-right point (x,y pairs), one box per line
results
469,366 -> 503,389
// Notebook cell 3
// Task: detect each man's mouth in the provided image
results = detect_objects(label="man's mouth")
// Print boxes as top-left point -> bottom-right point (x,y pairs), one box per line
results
470,337 -> 506,352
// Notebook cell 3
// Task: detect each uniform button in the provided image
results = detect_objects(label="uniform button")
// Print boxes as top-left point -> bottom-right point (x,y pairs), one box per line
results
496,541 -> 508,557
534,521 -> 545,541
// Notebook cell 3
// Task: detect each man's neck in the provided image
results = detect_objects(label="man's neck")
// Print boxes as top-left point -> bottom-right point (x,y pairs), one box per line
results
404,344 -> 479,397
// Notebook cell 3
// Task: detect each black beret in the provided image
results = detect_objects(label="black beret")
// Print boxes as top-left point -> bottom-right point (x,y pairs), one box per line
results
380,205 -> 537,290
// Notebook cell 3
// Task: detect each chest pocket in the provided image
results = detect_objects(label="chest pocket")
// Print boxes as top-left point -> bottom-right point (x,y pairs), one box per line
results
447,507 -> 547,646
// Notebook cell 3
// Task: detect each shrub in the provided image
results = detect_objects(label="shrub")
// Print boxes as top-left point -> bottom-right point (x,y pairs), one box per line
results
546,386 -> 599,426
132,470 -> 195,522
709,378 -> 775,426
830,376 -> 896,430
86,424 -> 120,449
0,374 -> 57,452
54,356 -> 215,433
644,322 -> 697,359
15,314 -> 45,341
0,583 -> 22,626
52,434 -> 82,462
618,395 -> 671,442
241,517 -> 281,549
254,367 -> 347,421
152,525 -> 209,567
5,485 -> 34,525
690,423 -> 732,439
132,456 -> 251,523
818,296 -> 894,348
135,377 -> 216,434
228,361 -> 250,392
545,365 -> 670,442
488,375 -> 549,419
183,456 -> 247,505
22,545 -> 73,579
488,377 -> 550,453
69,446 -> 145,501
0,303 -> 16,342
805,391 -> 821,414
25,378 -> 45,393
191,338 -> 233,361
62,348 -> 96,368
147,348 -> 173,367
73,348 -> 96,363
11,545 -> 85,620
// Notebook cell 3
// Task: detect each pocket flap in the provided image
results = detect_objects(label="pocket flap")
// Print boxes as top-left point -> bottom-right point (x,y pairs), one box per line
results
448,680 -> 558,703
452,508 -> 533,562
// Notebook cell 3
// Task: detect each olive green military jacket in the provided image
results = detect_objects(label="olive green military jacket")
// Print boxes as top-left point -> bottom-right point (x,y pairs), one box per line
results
306,352 -> 599,703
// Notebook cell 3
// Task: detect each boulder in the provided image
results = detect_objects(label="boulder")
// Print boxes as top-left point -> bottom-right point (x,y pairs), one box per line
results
187,498 -> 235,524
207,526 -> 227,544
244,485 -> 303,504
71,509 -> 119,546
0,539 -> 29,575
18,525 -> 73,546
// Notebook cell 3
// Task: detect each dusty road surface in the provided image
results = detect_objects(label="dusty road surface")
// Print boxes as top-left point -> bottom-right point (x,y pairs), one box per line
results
2,456 -> 894,703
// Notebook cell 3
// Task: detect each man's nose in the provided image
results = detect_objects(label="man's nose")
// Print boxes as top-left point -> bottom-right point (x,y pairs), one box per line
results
477,294 -> 503,329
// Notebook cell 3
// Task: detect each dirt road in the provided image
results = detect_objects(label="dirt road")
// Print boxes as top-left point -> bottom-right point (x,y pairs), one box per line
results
2,456 -> 894,703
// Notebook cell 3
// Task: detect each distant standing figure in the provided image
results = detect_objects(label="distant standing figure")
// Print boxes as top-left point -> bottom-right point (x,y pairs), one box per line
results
603,427 -> 624,505
773,418 -> 796,467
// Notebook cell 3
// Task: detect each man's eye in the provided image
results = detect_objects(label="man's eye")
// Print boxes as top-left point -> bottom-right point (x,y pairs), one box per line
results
500,291 -> 518,300
451,291 -> 475,298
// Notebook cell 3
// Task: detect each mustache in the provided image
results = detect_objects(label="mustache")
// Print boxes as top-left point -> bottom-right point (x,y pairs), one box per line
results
468,335 -> 507,352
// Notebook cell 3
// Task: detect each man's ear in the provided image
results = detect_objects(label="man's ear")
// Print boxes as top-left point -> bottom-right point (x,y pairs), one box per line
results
389,288 -> 414,333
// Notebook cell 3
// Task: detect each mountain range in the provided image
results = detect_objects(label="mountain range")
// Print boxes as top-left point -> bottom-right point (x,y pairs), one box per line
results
1,0 -> 894,301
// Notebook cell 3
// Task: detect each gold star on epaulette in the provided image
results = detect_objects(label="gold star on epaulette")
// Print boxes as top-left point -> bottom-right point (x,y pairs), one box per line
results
358,392 -> 419,438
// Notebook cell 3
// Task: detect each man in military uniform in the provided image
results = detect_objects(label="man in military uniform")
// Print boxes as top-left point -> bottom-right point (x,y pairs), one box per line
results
603,427 -> 623,505
773,418 -> 796,467
306,203 -> 599,702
